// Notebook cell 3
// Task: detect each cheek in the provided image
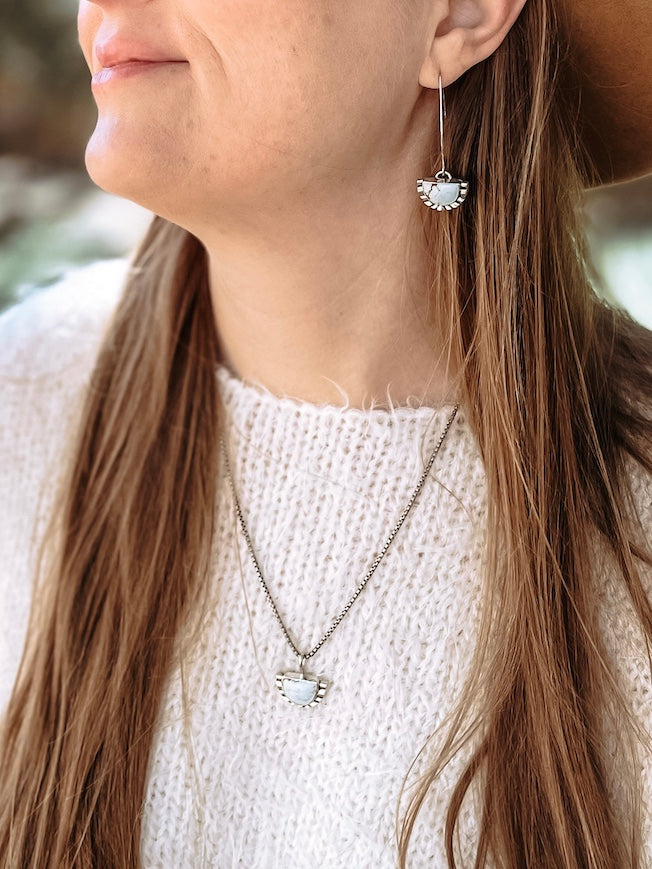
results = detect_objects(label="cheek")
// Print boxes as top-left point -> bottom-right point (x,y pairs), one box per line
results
181,3 -> 384,187
183,6 -> 324,156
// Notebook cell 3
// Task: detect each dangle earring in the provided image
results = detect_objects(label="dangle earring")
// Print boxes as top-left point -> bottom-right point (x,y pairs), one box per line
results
416,73 -> 469,211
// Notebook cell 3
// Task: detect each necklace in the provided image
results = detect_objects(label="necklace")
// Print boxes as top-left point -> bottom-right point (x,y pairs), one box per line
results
220,402 -> 459,708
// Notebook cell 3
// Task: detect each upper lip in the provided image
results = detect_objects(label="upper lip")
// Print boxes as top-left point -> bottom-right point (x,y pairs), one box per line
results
94,39 -> 187,71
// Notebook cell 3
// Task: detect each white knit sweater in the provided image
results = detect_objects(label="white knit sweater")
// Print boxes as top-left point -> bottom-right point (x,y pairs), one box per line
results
1,258 -> 651,868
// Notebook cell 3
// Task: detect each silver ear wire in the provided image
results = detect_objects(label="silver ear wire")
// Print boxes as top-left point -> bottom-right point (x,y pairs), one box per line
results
438,71 -> 447,176
416,72 -> 469,211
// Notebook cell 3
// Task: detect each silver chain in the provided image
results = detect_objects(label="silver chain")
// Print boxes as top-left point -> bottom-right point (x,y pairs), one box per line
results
220,403 -> 459,665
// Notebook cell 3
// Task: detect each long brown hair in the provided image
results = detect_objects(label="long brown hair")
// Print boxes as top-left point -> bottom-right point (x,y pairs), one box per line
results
2,0 -> 651,865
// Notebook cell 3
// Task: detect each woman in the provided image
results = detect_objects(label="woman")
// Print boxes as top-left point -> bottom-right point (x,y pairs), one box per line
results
0,0 -> 651,866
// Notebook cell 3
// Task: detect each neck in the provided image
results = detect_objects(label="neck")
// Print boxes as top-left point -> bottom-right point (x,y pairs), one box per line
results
203,196 -> 459,411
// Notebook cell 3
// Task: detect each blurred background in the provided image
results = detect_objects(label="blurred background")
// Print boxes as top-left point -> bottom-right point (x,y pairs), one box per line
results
0,1 -> 650,324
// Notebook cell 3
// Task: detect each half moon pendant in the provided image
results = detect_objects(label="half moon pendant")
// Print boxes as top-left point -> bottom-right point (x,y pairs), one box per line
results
276,656 -> 328,708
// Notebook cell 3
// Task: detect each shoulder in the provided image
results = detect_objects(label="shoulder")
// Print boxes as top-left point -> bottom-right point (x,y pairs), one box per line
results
0,257 -> 129,509
0,254 -> 131,525
0,253 -> 131,493
0,256 -> 130,381
0,258 -> 131,704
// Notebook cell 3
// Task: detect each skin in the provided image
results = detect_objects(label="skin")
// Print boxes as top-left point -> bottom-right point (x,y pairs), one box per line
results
76,0 -> 636,410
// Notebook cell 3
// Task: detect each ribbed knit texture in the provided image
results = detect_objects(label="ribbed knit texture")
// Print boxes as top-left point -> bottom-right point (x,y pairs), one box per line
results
0,258 -> 650,868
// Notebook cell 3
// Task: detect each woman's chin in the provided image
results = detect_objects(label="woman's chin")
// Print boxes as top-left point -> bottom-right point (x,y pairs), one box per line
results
84,134 -> 168,210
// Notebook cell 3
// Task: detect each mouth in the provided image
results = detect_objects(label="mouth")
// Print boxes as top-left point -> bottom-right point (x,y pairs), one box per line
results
91,60 -> 188,87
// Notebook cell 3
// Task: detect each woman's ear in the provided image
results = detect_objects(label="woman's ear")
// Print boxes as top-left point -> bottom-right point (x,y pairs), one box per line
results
419,0 -> 529,88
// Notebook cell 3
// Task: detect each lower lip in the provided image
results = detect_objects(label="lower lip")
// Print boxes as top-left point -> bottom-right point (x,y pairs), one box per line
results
91,60 -> 187,87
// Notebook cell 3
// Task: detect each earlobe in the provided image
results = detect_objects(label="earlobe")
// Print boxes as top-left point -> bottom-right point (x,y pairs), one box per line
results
419,0 -> 529,89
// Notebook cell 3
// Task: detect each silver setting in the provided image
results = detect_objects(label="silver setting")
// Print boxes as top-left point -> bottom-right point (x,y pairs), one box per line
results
276,655 -> 328,707
417,172 -> 469,211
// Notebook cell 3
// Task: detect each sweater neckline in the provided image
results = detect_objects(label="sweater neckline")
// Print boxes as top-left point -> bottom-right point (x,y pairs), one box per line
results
214,361 -> 471,481
215,361 -> 462,425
